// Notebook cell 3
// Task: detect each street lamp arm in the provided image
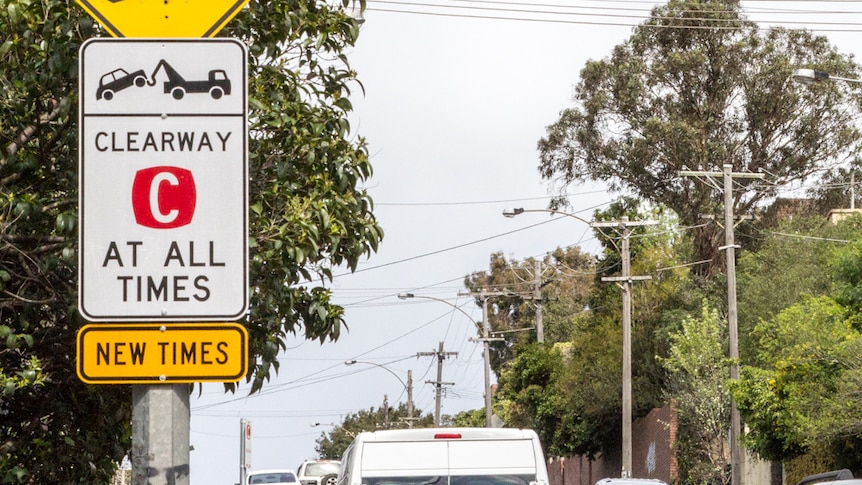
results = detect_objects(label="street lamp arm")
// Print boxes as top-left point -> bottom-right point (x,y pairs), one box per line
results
344,360 -> 408,389
502,207 -> 592,225
397,293 -> 478,323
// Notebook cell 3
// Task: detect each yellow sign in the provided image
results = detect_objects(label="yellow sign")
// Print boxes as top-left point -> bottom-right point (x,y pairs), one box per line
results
77,323 -> 248,384
75,0 -> 250,38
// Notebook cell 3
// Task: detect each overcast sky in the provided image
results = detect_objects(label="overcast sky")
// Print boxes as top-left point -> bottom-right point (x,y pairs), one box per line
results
186,2 -> 862,484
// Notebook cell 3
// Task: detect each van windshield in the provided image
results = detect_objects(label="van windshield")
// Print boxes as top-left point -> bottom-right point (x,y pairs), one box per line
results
363,474 -> 535,485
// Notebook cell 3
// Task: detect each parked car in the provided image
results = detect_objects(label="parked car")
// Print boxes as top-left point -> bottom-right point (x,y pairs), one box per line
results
297,460 -> 341,485
247,469 -> 299,484
337,427 -> 549,485
796,469 -> 862,485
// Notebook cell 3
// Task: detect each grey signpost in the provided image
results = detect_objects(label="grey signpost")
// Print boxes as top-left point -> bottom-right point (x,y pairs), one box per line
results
78,38 -> 248,485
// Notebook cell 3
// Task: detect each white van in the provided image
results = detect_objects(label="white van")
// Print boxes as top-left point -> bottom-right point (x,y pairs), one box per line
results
337,428 -> 549,485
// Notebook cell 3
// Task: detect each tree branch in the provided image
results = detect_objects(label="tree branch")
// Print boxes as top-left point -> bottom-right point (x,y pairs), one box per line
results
1,98 -> 62,169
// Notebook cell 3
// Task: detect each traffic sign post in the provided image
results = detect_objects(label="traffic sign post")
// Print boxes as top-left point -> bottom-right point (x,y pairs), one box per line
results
76,35 -> 250,485
75,0 -> 250,38
240,419 -> 252,485
78,38 -> 248,322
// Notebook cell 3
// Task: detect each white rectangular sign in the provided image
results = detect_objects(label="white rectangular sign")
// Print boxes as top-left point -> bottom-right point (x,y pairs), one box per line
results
78,38 -> 248,322
241,419 -> 252,469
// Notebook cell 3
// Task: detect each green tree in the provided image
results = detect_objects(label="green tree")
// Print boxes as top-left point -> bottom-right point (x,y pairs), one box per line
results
496,343 -> 567,455
1,0 -> 379,481
231,0 -> 381,392
660,302 -> 731,485
733,220 -> 862,472
733,295 -> 851,461
485,201 -> 699,458
1,2 -> 132,482
737,215 -> 862,364
452,408 -> 485,427
537,0 -> 861,275
829,235 -> 862,324
464,246 -> 594,373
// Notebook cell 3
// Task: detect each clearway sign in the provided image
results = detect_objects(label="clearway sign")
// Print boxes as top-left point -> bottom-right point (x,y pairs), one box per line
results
75,0 -> 250,38
78,38 -> 248,322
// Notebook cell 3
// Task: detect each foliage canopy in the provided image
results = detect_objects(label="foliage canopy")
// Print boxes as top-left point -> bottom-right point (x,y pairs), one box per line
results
537,0 -> 861,275
1,0 -> 378,481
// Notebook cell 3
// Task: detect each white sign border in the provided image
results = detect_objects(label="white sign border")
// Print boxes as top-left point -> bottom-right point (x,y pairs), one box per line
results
78,38 -> 249,322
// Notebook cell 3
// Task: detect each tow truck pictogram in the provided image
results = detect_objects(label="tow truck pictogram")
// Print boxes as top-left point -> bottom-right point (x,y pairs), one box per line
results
96,59 -> 232,101
147,59 -> 231,100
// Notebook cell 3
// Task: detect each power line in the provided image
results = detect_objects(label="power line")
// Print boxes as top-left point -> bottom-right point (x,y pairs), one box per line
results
376,189 -> 608,207
362,0 -> 862,31
333,216 -> 563,277
370,0 -> 862,25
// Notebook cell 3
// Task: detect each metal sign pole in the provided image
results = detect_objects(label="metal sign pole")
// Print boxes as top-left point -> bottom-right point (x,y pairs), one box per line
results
75,4 -> 251,484
240,419 -> 251,485
132,385 -> 190,485
77,37 -> 249,485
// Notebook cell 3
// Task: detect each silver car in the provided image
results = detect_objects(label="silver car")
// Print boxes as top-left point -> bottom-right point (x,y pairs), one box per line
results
296,460 -> 341,485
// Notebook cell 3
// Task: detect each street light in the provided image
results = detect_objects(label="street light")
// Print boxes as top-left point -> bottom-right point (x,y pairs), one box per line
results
396,293 -> 477,322
344,360 -> 414,428
502,207 -> 592,225
792,68 -> 862,86
397,292 -> 494,427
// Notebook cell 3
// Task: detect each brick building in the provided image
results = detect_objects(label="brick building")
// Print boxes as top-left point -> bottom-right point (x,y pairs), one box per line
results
547,402 -> 678,485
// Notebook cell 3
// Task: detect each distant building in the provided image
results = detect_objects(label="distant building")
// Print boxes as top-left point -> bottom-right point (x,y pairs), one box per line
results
761,198 -> 817,226
828,208 -> 862,224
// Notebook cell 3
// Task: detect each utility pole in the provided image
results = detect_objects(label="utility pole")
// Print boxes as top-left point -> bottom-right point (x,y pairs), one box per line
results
680,164 -> 764,485
461,290 -> 507,426
481,296 -> 492,426
394,370 -> 419,429
406,370 -> 415,428
593,216 -> 655,479
417,342 -> 457,426
383,394 -> 390,429
534,260 -> 544,344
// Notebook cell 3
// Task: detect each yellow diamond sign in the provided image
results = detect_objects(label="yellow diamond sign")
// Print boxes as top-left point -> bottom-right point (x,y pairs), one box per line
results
76,0 -> 250,38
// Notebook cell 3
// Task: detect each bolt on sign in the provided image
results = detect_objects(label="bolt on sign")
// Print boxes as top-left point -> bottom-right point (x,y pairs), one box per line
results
75,0 -> 250,38
78,38 -> 248,322
77,323 -> 248,384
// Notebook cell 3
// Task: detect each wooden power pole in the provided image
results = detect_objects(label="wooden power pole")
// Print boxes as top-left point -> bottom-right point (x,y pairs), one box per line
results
680,164 -> 764,485
593,216 -> 656,478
